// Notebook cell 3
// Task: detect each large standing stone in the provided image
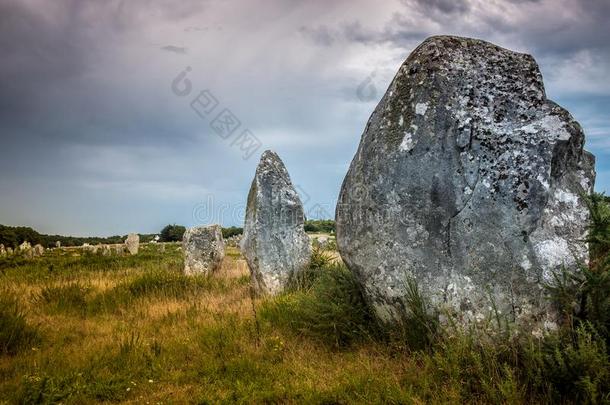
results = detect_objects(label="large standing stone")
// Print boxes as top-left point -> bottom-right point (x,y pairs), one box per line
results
241,150 -> 311,295
336,36 -> 595,332
182,225 -> 225,275
125,233 -> 139,255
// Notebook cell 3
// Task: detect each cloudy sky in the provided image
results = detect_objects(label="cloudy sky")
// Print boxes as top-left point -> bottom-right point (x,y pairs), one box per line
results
1,0 -> 609,236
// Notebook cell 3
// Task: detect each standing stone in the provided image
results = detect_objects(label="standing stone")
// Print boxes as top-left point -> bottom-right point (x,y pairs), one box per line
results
336,36 -> 595,332
19,241 -> 31,252
33,244 -> 45,257
316,236 -> 329,249
55,241 -> 61,248
125,233 -> 139,255
114,244 -> 124,255
159,243 -> 166,253
241,150 -> 311,295
101,245 -> 111,256
182,225 -> 225,275
7,247 -> 13,255
0,244 -> 5,257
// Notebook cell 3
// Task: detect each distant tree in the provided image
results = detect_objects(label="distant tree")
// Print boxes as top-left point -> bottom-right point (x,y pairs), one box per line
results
222,227 -> 243,238
304,220 -> 335,234
160,224 -> 186,242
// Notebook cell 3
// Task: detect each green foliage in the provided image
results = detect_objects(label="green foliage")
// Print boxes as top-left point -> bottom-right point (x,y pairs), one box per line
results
0,294 -> 40,355
397,277 -> 439,351
0,223 -> 155,248
547,193 -> 610,343
160,224 -> 186,242
286,248 -> 332,291
586,192 -> 610,262
304,219 -> 335,233
0,224 -> 44,248
260,260 -> 379,349
221,226 -> 243,238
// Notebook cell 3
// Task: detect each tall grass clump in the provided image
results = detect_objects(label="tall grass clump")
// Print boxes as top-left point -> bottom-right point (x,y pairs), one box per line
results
35,282 -> 91,316
261,259 -> 379,349
392,277 -> 440,351
0,294 -> 40,355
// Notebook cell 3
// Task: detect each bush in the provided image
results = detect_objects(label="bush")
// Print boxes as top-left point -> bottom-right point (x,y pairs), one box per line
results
0,294 -> 40,355
304,220 -> 335,233
222,226 -> 243,239
160,224 -> 186,242
260,260 -> 378,349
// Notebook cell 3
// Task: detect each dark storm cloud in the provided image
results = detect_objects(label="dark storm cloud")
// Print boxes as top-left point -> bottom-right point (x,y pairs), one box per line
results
407,0 -> 470,16
0,0 -> 608,235
161,45 -> 188,54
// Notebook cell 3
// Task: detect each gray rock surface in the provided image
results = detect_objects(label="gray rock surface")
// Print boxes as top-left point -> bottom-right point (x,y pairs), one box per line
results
336,36 -> 595,332
182,225 -> 225,275
33,244 -> 45,257
125,233 -> 139,255
241,150 -> 311,295
101,245 -> 111,256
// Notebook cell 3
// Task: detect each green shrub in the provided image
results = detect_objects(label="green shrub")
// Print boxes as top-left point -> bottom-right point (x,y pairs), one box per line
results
221,226 -> 243,239
260,262 -> 378,349
286,248 -> 332,291
0,294 -> 40,355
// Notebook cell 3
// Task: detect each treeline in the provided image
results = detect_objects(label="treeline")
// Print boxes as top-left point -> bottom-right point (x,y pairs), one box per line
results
160,224 -> 243,241
1,219 -> 324,248
304,219 -> 335,233
0,225 -> 155,249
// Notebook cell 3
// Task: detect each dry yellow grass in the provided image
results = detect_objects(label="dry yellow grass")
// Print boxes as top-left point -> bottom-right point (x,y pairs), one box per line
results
2,243 -> 605,404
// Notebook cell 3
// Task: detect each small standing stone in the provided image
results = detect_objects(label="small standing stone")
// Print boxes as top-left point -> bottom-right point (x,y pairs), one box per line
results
241,150 -> 311,295
125,233 -> 140,255
0,244 -> 6,257
55,241 -> 61,248
182,225 -> 225,275
33,244 -> 45,257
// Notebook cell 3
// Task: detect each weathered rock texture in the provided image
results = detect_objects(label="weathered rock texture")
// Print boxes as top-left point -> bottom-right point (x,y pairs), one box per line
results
182,225 -> 225,275
336,36 -> 595,332
33,244 -> 45,257
125,233 -> 139,255
241,150 -> 311,295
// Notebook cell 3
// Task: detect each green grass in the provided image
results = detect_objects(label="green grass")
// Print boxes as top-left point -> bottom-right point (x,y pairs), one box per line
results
0,294 -> 40,355
0,221 -> 609,404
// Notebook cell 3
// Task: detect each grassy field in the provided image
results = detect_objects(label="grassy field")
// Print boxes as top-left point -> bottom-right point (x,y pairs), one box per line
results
0,242 -> 608,404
